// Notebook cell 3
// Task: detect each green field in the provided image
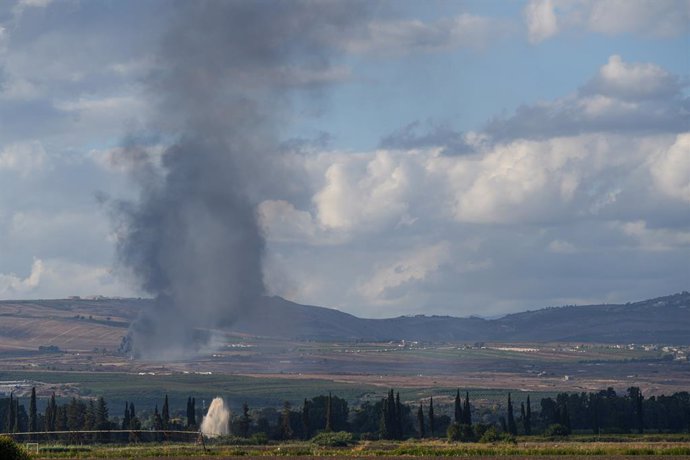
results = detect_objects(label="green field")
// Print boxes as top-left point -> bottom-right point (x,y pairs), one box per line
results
0,369 -> 558,419
12,437 -> 690,459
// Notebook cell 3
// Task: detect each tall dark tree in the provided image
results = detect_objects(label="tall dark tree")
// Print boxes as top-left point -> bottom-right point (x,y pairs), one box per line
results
67,398 -> 85,431
162,395 -> 170,429
238,402 -> 251,438
301,399 -> 310,439
629,387 -> 644,434
84,400 -> 96,431
324,392 -> 333,432
153,405 -> 163,431
122,402 -> 131,430
525,395 -> 532,435
463,392 -> 472,425
428,396 -> 435,437
190,398 -> 196,426
95,396 -> 109,430
454,389 -> 463,424
507,393 -> 517,435
417,403 -> 425,438
45,393 -> 57,432
280,401 -> 293,440
29,387 -> 37,433
395,392 -> 403,439
6,394 -> 15,432
588,393 -> 600,434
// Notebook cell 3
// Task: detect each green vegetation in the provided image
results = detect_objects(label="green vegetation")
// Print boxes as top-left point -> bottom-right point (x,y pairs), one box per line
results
0,436 -> 30,460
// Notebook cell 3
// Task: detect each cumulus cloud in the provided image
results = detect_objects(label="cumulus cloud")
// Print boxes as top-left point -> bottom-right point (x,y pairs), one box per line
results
650,133 -> 690,203
524,0 -> 559,43
358,242 -> 451,303
345,14 -> 511,55
0,257 -> 136,298
523,0 -> 690,42
0,141 -> 47,176
486,55 -> 688,140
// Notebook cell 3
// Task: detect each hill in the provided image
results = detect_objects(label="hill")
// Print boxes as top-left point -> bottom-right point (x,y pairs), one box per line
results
0,292 -> 689,352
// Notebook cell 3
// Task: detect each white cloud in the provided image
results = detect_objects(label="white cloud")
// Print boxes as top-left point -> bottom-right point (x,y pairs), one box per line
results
313,150 -> 421,232
358,242 -> 450,303
524,0 -> 690,42
524,0 -> 559,43
585,55 -> 681,101
615,220 -> 690,251
0,258 -> 43,295
548,239 -> 577,253
0,141 -> 47,176
0,257 -> 137,298
345,14 -> 510,54
650,133 -> 690,203
487,55 -> 687,139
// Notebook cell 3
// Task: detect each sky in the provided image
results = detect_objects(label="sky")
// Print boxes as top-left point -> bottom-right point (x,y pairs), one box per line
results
0,0 -> 688,318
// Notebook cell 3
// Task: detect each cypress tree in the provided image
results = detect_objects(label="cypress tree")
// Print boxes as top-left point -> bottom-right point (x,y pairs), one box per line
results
385,389 -> 395,439
13,398 -> 20,433
636,390 -> 644,434
395,392 -> 403,440
129,402 -> 135,421
428,396 -> 435,437
417,403 -> 425,438
122,402 -> 130,430
84,400 -> 96,431
96,396 -> 109,430
153,405 -> 162,431
239,402 -> 251,438
191,398 -> 196,426
454,389 -> 463,424
301,399 -> 309,439
463,392 -> 472,425
590,394 -> 600,435
29,387 -> 37,433
525,395 -> 532,435
325,392 -> 333,432
6,393 -> 14,432
507,393 -> 517,435
162,395 -> 170,429
280,401 -> 293,440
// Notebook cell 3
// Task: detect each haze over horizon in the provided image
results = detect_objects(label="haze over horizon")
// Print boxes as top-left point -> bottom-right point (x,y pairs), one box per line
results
0,0 -> 688,320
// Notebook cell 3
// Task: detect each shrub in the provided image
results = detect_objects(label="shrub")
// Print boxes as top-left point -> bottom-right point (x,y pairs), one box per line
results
478,427 -> 516,444
478,426 -> 499,443
447,423 -> 475,442
0,436 -> 30,460
544,424 -> 570,437
310,431 -> 353,447
250,432 -> 269,445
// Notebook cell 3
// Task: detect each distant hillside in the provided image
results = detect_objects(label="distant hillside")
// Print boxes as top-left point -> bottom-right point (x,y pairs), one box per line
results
1,292 -> 689,349
236,292 -> 690,344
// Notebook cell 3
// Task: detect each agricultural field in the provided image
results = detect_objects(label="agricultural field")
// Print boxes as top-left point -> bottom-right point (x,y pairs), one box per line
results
11,437 -> 690,459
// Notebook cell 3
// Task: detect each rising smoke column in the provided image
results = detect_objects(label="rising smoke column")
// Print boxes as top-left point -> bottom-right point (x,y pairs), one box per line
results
116,1 -> 367,359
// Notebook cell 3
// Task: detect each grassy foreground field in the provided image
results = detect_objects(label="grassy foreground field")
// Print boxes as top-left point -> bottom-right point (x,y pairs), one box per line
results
18,437 -> 690,459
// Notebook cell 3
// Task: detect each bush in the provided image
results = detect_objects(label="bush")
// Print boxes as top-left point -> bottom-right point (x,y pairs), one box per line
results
544,424 -> 570,437
479,426 -> 499,443
250,432 -> 269,445
310,431 -> 353,447
478,427 -> 516,444
0,436 -> 30,460
447,423 -> 475,442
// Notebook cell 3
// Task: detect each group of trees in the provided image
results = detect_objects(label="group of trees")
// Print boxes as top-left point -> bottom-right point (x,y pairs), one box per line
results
538,387 -> 690,434
0,391 -> 194,436
2,386 -> 690,441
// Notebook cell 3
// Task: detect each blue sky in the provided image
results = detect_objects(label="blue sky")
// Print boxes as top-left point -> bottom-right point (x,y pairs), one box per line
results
0,0 -> 688,318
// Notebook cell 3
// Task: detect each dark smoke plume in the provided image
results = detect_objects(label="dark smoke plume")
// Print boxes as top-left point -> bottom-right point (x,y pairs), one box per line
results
115,1 -> 366,359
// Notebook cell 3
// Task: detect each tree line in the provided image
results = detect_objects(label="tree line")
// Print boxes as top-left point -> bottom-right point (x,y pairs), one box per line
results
2,386 -> 689,441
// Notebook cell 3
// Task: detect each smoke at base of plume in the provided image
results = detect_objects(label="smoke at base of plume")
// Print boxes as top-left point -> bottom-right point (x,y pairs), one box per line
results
114,1 -> 368,359
201,397 -> 230,438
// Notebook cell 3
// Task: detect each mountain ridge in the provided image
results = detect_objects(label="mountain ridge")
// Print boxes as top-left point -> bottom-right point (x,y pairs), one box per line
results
1,291 -> 689,345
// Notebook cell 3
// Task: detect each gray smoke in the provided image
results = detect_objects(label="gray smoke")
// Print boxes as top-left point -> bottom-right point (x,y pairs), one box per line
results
115,1 -> 367,359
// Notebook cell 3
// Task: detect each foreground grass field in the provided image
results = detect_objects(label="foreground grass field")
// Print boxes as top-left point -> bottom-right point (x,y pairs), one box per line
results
20,437 -> 690,459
